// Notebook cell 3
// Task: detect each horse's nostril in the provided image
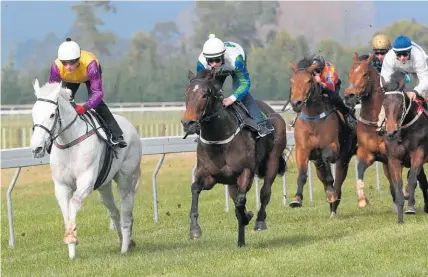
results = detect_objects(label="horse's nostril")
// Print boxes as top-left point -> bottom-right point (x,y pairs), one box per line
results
34,146 -> 43,154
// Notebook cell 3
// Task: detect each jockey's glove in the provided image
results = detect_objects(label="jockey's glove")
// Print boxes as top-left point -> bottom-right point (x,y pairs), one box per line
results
75,104 -> 89,115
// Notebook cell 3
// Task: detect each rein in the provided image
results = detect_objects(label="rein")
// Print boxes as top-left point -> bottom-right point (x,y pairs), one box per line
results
384,91 -> 425,130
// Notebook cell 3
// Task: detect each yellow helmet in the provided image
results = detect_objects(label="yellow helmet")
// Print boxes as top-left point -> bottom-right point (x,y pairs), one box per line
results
371,33 -> 391,50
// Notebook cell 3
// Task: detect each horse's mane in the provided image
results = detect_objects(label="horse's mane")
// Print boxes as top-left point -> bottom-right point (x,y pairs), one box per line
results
37,81 -> 72,101
296,56 -> 314,69
384,71 -> 406,92
194,69 -> 212,79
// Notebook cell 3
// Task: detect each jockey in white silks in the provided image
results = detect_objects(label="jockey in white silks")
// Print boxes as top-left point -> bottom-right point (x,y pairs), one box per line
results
196,34 -> 274,137
380,35 -> 428,120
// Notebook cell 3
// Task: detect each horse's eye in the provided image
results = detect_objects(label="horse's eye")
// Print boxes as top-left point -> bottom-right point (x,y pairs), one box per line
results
50,113 -> 55,119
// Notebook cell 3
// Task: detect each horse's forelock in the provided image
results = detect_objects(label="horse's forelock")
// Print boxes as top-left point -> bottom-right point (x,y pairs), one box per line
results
37,82 -> 62,99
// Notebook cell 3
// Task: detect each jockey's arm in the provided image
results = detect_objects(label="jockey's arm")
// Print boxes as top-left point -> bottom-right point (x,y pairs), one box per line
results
413,56 -> 428,98
85,60 -> 104,110
323,65 -> 338,92
229,55 -> 251,102
380,52 -> 395,85
48,62 -> 62,83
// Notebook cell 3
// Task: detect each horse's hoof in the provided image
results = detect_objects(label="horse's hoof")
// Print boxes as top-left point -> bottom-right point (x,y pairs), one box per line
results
404,206 -> 416,214
237,241 -> 246,248
68,243 -> 76,260
326,191 -> 337,203
357,197 -> 368,208
254,221 -> 267,231
190,227 -> 202,240
330,212 -> 336,219
424,205 -> 428,214
289,200 -> 302,208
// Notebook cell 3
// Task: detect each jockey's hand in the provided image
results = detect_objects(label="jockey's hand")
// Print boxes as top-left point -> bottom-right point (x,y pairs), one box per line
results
406,90 -> 418,101
222,97 -> 234,107
314,75 -> 321,83
75,104 -> 87,115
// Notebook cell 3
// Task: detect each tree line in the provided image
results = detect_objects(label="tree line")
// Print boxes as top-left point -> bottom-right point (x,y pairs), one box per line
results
2,1 -> 428,105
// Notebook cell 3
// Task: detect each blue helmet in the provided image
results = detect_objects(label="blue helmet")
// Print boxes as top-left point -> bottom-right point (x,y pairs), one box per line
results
392,35 -> 412,52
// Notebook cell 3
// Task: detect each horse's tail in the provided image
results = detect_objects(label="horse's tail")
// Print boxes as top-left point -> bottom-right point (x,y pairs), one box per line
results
257,154 -> 287,178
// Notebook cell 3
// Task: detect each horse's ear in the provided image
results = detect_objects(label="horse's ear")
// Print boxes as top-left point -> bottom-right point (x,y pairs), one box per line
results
206,67 -> 216,80
188,70 -> 195,81
398,76 -> 406,91
307,63 -> 318,73
33,79 -> 40,97
366,53 -> 374,64
353,52 -> 359,62
290,62 -> 297,73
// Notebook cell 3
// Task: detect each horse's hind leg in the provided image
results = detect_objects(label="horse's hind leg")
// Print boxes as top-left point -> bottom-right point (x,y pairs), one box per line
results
254,153 -> 279,231
115,167 -> 139,253
313,159 -> 336,205
416,168 -> 428,214
235,168 -> 254,247
355,148 -> 374,208
97,181 -> 123,244
331,153 -> 353,217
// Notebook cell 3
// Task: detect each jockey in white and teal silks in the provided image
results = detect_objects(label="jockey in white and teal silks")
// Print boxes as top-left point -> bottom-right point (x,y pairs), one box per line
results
196,34 -> 274,137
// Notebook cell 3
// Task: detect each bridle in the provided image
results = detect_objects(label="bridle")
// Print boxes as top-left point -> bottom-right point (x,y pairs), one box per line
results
32,98 -> 78,147
346,62 -> 377,102
289,68 -> 321,106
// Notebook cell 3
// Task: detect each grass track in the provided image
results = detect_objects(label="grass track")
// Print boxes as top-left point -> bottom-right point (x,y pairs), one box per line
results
1,154 -> 428,277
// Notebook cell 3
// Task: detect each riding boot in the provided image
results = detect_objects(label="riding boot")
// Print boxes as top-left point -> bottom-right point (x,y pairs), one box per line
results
241,93 -> 274,137
95,102 -> 127,148
323,87 -> 357,129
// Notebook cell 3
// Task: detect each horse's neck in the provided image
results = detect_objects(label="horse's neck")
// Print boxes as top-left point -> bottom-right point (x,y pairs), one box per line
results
56,97 -> 88,145
361,70 -> 383,122
200,104 -> 238,141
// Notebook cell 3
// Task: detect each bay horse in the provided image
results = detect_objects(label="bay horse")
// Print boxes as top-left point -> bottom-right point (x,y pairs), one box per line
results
30,80 -> 142,259
288,59 -> 357,217
381,71 -> 428,223
344,52 -> 428,214
181,68 -> 287,247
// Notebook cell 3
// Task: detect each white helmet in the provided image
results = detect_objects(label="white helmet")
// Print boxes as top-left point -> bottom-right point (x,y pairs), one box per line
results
202,34 -> 226,58
58,37 -> 81,61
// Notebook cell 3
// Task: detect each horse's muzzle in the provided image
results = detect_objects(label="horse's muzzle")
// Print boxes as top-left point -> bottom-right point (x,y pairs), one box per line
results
386,130 -> 401,141
181,119 -> 198,134
291,100 -> 304,113
32,145 -> 45,158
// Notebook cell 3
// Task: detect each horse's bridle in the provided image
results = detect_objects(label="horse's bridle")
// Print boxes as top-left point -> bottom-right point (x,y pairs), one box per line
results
384,90 -> 413,131
347,63 -> 377,102
32,98 -> 78,147
289,68 -> 321,105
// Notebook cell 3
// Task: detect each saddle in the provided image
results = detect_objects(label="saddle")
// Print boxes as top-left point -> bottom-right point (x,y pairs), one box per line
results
81,109 -> 119,190
230,101 -> 260,134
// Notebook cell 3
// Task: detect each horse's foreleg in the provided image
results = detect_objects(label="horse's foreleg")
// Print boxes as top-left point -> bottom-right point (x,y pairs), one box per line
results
97,181 -> 122,244
313,159 -> 336,205
54,182 -> 73,236
235,168 -> 254,247
290,147 -> 309,208
381,163 -> 399,213
416,168 -> 428,214
254,153 -> 278,231
189,174 -> 213,240
356,148 -> 374,208
388,158 -> 405,224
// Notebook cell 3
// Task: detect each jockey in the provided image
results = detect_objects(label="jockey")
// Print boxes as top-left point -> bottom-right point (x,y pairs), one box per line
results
196,34 -> 274,137
290,54 -> 356,129
48,38 -> 127,148
381,35 -> 428,102
359,33 -> 392,73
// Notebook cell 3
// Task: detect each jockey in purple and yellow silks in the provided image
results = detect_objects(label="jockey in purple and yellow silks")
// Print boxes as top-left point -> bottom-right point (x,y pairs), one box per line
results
48,37 -> 126,148
196,34 -> 274,137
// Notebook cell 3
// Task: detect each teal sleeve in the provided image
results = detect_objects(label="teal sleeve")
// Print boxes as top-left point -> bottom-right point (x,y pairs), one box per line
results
231,55 -> 251,100
197,60 -> 205,73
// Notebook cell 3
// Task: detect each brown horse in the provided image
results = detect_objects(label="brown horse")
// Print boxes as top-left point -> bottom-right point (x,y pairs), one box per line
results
381,71 -> 428,224
288,58 -> 357,217
181,68 -> 287,247
344,52 -> 428,214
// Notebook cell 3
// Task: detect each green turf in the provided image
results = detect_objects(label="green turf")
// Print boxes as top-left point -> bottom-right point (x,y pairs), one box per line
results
1,155 -> 427,277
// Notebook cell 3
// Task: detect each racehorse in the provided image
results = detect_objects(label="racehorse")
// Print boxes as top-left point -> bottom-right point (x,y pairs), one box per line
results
381,71 -> 428,223
30,80 -> 142,259
288,59 -> 357,217
344,52 -> 428,214
181,68 -> 287,247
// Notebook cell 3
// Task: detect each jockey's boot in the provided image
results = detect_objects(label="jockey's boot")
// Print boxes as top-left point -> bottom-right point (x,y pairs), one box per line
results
95,102 -> 128,148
